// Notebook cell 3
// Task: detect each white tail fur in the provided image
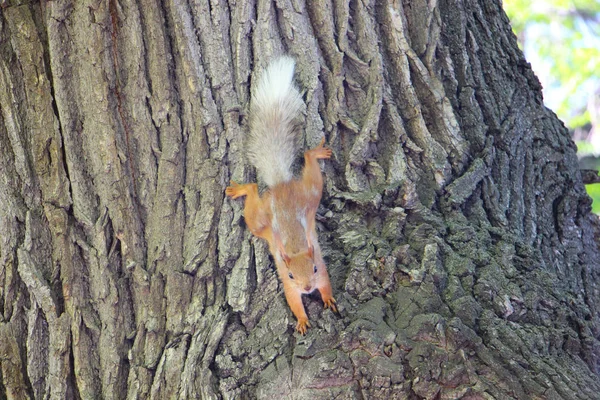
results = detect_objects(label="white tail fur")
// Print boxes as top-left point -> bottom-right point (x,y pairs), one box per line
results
247,56 -> 304,187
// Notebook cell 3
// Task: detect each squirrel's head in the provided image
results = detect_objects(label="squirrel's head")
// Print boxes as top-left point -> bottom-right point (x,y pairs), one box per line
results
281,246 -> 319,294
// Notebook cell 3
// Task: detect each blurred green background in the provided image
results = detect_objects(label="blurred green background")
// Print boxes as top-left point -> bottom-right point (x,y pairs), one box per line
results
503,0 -> 600,213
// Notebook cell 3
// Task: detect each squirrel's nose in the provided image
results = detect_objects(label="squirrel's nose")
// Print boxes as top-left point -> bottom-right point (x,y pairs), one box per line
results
304,285 -> 312,292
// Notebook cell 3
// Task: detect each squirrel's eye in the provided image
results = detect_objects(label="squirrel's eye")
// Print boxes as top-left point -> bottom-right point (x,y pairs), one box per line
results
313,265 -> 318,274
288,272 -> 294,279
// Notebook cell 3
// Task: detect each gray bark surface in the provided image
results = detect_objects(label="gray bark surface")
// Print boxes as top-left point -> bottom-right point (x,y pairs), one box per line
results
0,0 -> 599,399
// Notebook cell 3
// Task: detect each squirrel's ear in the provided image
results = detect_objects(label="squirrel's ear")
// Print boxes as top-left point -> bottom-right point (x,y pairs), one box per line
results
307,245 -> 314,260
273,231 -> 291,266
280,251 -> 291,267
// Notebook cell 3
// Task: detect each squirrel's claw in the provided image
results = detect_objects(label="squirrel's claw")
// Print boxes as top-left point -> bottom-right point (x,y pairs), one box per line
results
309,137 -> 332,160
225,181 -> 244,199
296,318 -> 311,335
323,297 -> 337,313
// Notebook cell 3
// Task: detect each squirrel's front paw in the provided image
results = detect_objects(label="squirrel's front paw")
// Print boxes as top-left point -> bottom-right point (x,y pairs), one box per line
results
296,318 -> 311,335
323,296 -> 337,313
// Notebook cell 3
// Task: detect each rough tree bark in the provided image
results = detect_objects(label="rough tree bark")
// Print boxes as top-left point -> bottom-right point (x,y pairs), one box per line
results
1,0 -> 599,398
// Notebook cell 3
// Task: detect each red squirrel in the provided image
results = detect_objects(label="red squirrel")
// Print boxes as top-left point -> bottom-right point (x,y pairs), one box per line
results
226,57 -> 336,334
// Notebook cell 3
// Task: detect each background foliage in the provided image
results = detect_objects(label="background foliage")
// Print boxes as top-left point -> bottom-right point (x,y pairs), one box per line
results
504,0 -> 600,212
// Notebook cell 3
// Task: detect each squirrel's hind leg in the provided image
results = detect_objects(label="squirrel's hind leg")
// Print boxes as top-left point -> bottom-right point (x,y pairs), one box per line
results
301,138 -> 331,186
300,138 -> 332,250
226,182 -> 273,242
305,137 -> 332,160
225,181 -> 255,199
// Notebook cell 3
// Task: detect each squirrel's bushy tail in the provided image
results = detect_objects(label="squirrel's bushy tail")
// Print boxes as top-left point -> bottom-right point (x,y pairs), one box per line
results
247,56 -> 304,187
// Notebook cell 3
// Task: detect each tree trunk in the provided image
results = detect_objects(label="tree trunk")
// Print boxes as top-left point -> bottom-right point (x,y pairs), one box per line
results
1,0 -> 599,398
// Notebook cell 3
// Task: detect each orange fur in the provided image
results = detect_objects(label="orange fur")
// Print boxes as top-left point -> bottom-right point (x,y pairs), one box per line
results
226,139 -> 336,334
